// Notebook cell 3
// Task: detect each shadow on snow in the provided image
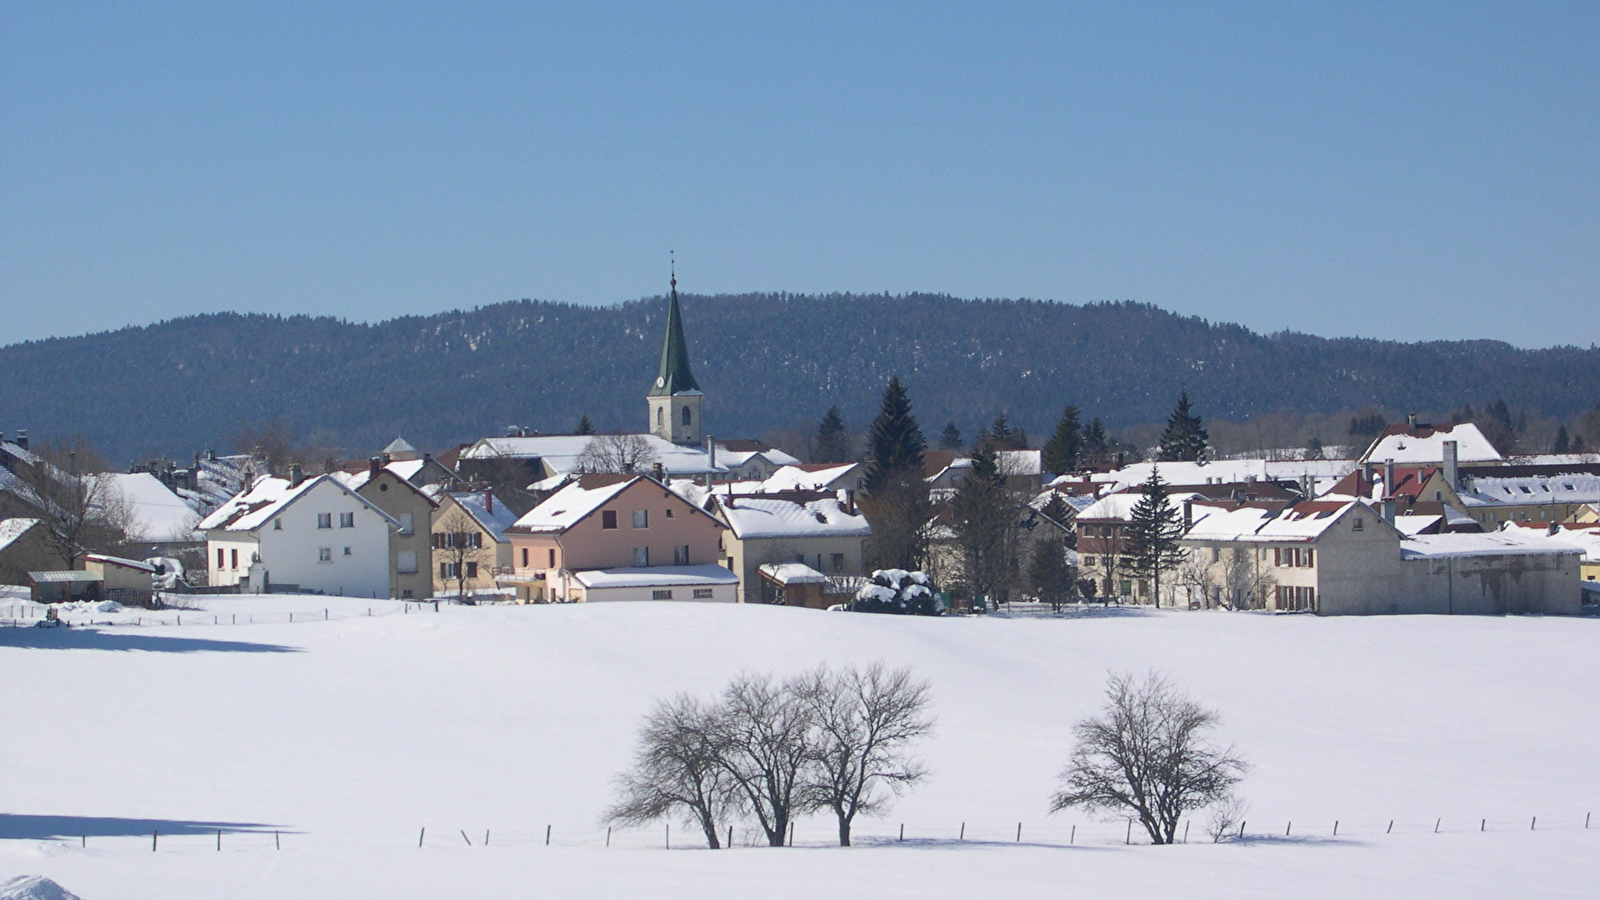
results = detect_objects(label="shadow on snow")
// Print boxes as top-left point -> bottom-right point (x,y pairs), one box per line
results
0,627 -> 300,653
0,814 -> 288,840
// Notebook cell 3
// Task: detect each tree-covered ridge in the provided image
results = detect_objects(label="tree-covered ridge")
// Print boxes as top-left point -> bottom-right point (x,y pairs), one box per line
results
1,294 -> 1597,463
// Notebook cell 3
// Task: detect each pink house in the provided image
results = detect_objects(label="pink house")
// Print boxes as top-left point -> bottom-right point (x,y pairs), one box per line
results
499,474 -> 736,603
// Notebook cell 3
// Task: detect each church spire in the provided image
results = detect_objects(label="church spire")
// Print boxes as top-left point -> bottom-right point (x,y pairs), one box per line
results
649,254 -> 700,396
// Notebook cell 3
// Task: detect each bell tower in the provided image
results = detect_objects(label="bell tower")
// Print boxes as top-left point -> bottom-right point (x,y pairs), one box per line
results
647,259 -> 703,444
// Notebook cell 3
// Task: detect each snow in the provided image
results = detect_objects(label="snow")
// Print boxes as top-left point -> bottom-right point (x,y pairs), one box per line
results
716,496 -> 871,540
508,476 -> 639,533
1099,459 -> 1356,494
0,876 -> 82,900
1399,530 -> 1589,560
1181,501 -> 1359,543
572,564 -> 740,589
760,464 -> 861,492
758,563 -> 827,585
95,474 -> 200,544
1458,473 -> 1600,510
445,492 -> 519,541
461,435 -> 725,477
2,601 -> 1599,898
1076,491 -> 1209,523
1359,423 -> 1502,465
0,519 -> 41,555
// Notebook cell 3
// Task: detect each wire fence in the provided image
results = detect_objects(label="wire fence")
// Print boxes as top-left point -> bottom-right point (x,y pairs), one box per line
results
0,599 -> 443,629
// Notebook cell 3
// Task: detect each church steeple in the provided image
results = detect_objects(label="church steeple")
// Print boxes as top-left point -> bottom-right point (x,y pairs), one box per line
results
650,259 -> 700,397
646,255 -> 704,444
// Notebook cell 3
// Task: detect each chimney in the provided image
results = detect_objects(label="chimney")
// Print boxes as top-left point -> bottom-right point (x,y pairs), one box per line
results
1442,440 -> 1459,491
1383,458 -> 1395,503
1407,412 -> 1417,429
16,429 -> 27,450
1547,521 -> 1559,536
369,456 -> 382,479
1182,499 -> 1194,531
844,489 -> 857,515
289,463 -> 305,488
206,448 -> 216,461
484,488 -> 493,514
652,462 -> 666,483
1382,497 -> 1395,525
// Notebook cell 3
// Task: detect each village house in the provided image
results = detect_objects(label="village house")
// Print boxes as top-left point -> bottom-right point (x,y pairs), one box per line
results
199,467 -> 400,597
710,490 -> 871,605
427,487 -> 519,598
1179,499 -> 1581,615
710,440 -> 802,482
334,458 -> 440,600
0,517 -> 52,585
499,474 -> 733,603
1357,419 -> 1502,466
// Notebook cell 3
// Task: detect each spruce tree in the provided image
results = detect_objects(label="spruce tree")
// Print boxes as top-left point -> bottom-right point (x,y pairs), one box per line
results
939,422 -> 963,452
1157,392 -> 1208,462
814,406 -> 849,463
1082,418 -> 1109,465
951,442 -> 1014,609
1553,425 -> 1571,454
1304,435 -> 1324,460
863,376 -> 927,492
1042,405 -> 1083,475
575,415 -> 595,435
1124,467 -> 1186,607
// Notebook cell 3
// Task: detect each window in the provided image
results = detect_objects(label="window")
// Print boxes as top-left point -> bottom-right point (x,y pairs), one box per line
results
674,545 -> 690,565
1304,548 -> 1314,568
401,589 -> 412,598
398,513 -> 413,535
548,548 -> 556,568
273,520 -> 282,530
682,406 -> 692,426
602,510 -> 618,530
830,553 -> 845,570
339,512 -> 355,528
633,547 -> 649,567
665,508 -> 674,518
1083,556 -> 1097,567
397,551 -> 418,574
652,589 -> 673,600
521,547 -> 529,567
657,407 -> 664,426
230,548 -> 239,569
318,547 -> 332,563
693,588 -> 714,599
466,562 -> 478,579
217,548 -> 226,569
343,546 -> 352,556
632,509 -> 648,529
1352,517 -> 1364,532
440,562 -> 452,579
317,513 -> 332,529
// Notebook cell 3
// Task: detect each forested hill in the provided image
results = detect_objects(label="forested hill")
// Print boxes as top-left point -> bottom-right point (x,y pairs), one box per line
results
2,294 -> 1598,463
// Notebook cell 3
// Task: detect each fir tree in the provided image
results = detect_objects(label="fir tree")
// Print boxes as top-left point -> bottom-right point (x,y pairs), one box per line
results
814,406 -> 850,463
1028,539 -> 1076,613
1082,418 -> 1109,465
1157,392 -> 1208,462
1553,425 -> 1571,454
575,415 -> 595,435
939,422 -> 963,452
951,442 -> 1015,609
1124,467 -> 1186,607
863,376 -> 927,492
1042,405 -> 1083,475
1304,435 -> 1324,460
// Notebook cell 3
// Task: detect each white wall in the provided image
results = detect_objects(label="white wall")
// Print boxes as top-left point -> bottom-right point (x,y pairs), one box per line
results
576,582 -> 737,603
254,480 -> 394,597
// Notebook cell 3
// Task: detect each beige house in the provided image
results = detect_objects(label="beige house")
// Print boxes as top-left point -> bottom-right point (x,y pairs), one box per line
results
427,488 -> 519,598
500,474 -> 730,603
336,462 -> 439,600
0,517 -> 52,585
1180,499 -> 1581,615
711,491 -> 871,604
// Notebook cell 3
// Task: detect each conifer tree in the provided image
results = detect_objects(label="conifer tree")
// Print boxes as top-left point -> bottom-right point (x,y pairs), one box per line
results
951,443 -> 1015,609
1042,405 -> 1083,475
939,422 -> 963,452
863,376 -> 927,492
1124,467 -> 1187,607
814,406 -> 850,463
1553,425 -> 1571,454
1157,392 -> 1208,462
575,415 -> 595,435
1082,418 -> 1109,466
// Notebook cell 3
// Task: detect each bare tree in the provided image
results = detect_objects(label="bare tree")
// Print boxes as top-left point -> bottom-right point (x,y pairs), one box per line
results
13,437 -> 133,566
433,506 -> 491,601
606,694 -> 736,849
1175,550 -> 1213,609
1050,672 -> 1247,845
799,663 -> 933,846
711,673 -> 816,847
576,433 -> 659,475
1205,795 -> 1248,843
1216,547 -> 1274,610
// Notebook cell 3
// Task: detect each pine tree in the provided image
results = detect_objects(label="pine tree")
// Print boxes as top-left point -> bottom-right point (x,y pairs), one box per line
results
863,376 -> 927,492
939,422 -> 963,452
1082,418 -> 1109,466
1124,467 -> 1187,607
575,415 -> 595,435
814,406 -> 850,463
1042,405 -> 1083,475
1157,392 -> 1208,462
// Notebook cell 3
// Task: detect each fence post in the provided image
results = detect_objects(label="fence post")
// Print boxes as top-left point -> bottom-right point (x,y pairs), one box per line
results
606,826 -> 611,847
217,829 -> 222,851
419,827 -> 425,848
898,823 -> 904,842
1016,822 -> 1022,842
788,821 -> 794,846
1531,817 -> 1537,831
461,830 -> 472,846
1386,820 -> 1393,834
727,825 -> 733,848
485,829 -> 490,846
1434,819 -> 1440,834
1183,821 -> 1190,843
1126,820 -> 1132,844
1070,825 -> 1075,845
545,825 -> 551,846
1239,821 -> 1246,839
959,822 -> 965,841
1333,820 -> 1339,836
152,830 -> 158,852
666,823 -> 670,849
276,830 -> 281,849
1481,819 -> 1485,832
1286,822 -> 1291,837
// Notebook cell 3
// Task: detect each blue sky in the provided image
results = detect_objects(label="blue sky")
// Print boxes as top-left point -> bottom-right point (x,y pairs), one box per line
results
2,2 -> 1595,347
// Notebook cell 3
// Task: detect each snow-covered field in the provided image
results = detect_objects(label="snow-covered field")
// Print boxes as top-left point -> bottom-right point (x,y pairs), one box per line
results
1,598 -> 1596,898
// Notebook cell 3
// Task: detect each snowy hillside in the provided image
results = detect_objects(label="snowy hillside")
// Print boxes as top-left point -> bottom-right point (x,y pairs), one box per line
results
1,600 -> 1597,898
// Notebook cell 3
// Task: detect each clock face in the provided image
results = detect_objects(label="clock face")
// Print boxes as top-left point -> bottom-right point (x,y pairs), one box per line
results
656,376 -> 665,388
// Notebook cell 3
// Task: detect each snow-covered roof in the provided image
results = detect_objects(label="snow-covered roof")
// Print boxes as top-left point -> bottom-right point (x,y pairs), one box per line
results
385,458 -> 429,481
1180,500 -> 1368,544
715,442 -> 802,469
82,552 -> 157,573
97,472 -> 201,543
1400,530 -> 1586,560
461,434 -> 724,476
716,495 -> 871,540
761,463 -> 862,492
1359,422 -> 1501,465
1097,458 -> 1356,494
509,475 -> 640,534
383,437 -> 419,456
1547,526 -> 1600,562
199,475 -> 400,533
1076,490 -> 1208,522
444,491 -> 519,542
573,564 -> 740,589
1457,473 -> 1600,509
759,562 -> 828,585
0,517 -> 41,554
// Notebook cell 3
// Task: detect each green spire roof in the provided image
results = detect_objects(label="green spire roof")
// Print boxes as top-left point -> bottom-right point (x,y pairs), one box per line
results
649,267 -> 701,396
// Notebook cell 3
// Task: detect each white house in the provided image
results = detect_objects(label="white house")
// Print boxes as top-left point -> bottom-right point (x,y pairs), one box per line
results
712,491 -> 872,604
199,471 -> 400,597
1358,422 -> 1502,466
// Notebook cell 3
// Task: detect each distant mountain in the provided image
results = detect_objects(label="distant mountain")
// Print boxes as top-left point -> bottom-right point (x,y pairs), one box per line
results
1,295 -> 1597,464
